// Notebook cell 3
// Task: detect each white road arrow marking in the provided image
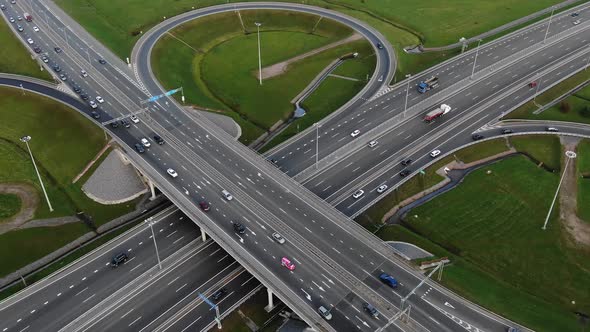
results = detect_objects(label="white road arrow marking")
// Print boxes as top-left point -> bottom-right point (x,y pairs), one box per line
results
301,289 -> 312,301
444,302 -> 455,309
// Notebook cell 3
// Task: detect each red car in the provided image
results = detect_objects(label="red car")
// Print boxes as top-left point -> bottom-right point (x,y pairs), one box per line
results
281,257 -> 295,271
199,201 -> 210,212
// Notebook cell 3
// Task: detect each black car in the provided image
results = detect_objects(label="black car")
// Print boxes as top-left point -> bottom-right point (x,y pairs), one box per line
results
211,288 -> 227,301
33,46 -> 41,53
90,111 -> 100,119
376,42 -> 383,49
72,85 -> 81,93
121,119 -> 131,128
98,58 -> 107,64
0,5 -> 6,10
54,47 -> 62,53
571,12 -> 579,17
80,93 -> 89,100
501,129 -> 513,135
233,222 -> 246,234
399,169 -> 411,177
110,121 -> 119,128
362,303 -> 379,318
400,158 -> 412,166
199,201 -> 210,212
472,133 -> 484,140
52,65 -> 61,72
153,135 -> 165,145
110,252 -> 128,267
134,143 -> 145,153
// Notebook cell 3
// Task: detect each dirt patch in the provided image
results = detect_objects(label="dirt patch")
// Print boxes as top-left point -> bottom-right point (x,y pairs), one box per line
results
0,183 -> 39,235
257,33 -> 363,80
559,136 -> 590,247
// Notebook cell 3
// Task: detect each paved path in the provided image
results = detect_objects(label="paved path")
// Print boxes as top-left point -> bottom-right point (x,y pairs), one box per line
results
386,241 -> 433,260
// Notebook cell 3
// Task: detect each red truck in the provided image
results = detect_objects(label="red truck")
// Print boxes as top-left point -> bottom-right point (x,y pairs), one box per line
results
424,104 -> 451,122
24,12 -> 32,22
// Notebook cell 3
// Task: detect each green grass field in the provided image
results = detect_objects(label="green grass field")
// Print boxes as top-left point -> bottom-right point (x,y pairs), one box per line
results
578,139 -> 590,222
454,138 -> 510,163
0,193 -> 21,220
509,135 -> 562,171
401,155 -> 587,331
0,19 -> 51,80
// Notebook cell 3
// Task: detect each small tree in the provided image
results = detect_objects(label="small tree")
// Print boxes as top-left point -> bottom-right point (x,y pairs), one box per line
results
580,105 -> 590,118
559,101 -> 571,113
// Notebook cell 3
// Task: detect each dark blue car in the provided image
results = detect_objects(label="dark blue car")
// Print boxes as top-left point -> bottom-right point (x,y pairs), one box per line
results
379,273 -> 398,288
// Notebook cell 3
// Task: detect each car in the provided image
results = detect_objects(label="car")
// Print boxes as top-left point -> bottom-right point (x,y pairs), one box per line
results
368,140 -> 378,148
379,273 -> 398,288
376,184 -> 388,193
546,127 -> 559,132
26,38 -> 33,44
98,58 -> 106,64
17,15 -> 22,21
167,168 -> 178,178
400,158 -> 412,166
80,93 -> 89,100
10,0 -> 16,4
9,17 -> 15,23
130,115 -> 139,123
270,158 -> 278,165
17,25 -> 23,32
110,121 -> 119,128
507,328 -> 521,332
318,306 -> 332,321
95,96 -> 104,103
134,143 -> 145,153
378,75 -> 383,82
110,252 -> 128,267
399,169 -> 411,177
41,55 -> 49,63
233,222 -> 246,234
281,257 -> 295,271
80,70 -> 88,77
472,133 -> 484,141
153,135 -> 165,145
52,65 -> 61,72
573,19 -> 581,25
59,73 -> 67,81
376,42 -> 383,49
350,129 -> 361,138
362,302 -> 379,318
89,100 -> 97,109
199,201 -> 210,212
430,149 -> 441,158
121,119 -> 131,128
222,189 -> 233,201
141,138 -> 151,148
501,129 -> 513,135
54,47 -> 62,53
32,26 -> 39,32
33,46 -> 41,53
90,111 -> 100,119
352,189 -> 364,199
211,288 -> 227,301
571,12 -> 579,17
72,85 -> 81,93
272,232 -> 286,244
0,5 -> 5,10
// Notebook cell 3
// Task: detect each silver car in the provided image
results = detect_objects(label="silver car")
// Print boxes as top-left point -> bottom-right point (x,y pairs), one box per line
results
272,232 -> 285,244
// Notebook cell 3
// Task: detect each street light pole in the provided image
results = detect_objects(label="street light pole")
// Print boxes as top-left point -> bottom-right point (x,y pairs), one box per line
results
148,219 -> 162,269
315,123 -> 319,169
543,7 -> 555,44
533,73 -> 542,106
403,74 -> 411,117
542,150 -> 577,230
255,22 -> 262,86
470,39 -> 482,80
20,136 -> 53,212
585,53 -> 590,71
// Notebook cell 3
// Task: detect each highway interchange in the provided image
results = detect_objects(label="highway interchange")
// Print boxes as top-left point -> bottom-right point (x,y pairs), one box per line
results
1,0 -> 590,331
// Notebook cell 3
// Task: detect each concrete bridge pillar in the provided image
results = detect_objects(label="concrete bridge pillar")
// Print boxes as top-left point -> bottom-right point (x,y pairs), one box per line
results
148,178 -> 156,200
201,228 -> 207,242
264,287 -> 275,312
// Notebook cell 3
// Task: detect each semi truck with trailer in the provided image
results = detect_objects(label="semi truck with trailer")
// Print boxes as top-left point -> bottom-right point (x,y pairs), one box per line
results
424,104 -> 451,122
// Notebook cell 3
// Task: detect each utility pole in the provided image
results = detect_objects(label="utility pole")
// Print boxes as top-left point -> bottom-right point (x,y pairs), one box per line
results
148,218 -> 162,269
403,74 -> 411,118
543,7 -> 555,44
315,123 -> 319,169
470,39 -> 482,80
20,136 -> 53,212
255,22 -> 262,85
542,151 -> 577,230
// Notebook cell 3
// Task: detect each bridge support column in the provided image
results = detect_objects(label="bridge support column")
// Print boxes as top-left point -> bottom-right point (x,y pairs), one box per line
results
201,228 -> 207,242
148,178 -> 156,201
264,287 -> 275,312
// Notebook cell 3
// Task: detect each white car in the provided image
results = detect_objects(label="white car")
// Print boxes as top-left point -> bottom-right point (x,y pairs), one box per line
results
9,17 -> 14,23
350,129 -> 361,138
141,138 -> 151,148
377,184 -> 388,193
573,19 -> 581,25
167,168 -> 178,178
130,115 -> 139,123
222,189 -> 233,201
80,70 -> 88,77
272,232 -> 286,244
95,96 -> 104,103
352,189 -> 364,199
318,306 -> 332,321
26,38 -> 33,44
89,100 -> 97,109
378,75 -> 383,82
33,26 -> 39,32
368,140 -> 378,148
430,149 -> 441,158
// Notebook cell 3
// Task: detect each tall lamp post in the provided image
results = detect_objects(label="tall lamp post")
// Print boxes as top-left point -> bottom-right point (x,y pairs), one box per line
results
148,218 -> 162,269
315,123 -> 319,169
542,150 -> 577,230
20,136 -> 53,212
255,22 -> 263,85
470,39 -> 482,80
403,74 -> 411,118
543,7 -> 555,44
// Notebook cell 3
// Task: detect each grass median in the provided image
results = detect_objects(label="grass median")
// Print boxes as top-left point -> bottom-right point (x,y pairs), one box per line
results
0,19 -> 51,80
578,139 -> 590,222
0,193 -> 21,220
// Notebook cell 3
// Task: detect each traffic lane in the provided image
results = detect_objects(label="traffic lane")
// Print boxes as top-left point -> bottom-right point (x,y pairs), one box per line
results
339,46 -> 590,217
83,241 -> 236,331
160,270 -> 261,332
270,15 -> 590,173
306,32 -> 590,204
0,211 -> 199,332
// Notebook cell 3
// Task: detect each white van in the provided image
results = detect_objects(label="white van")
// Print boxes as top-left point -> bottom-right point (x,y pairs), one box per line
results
222,189 -> 233,201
